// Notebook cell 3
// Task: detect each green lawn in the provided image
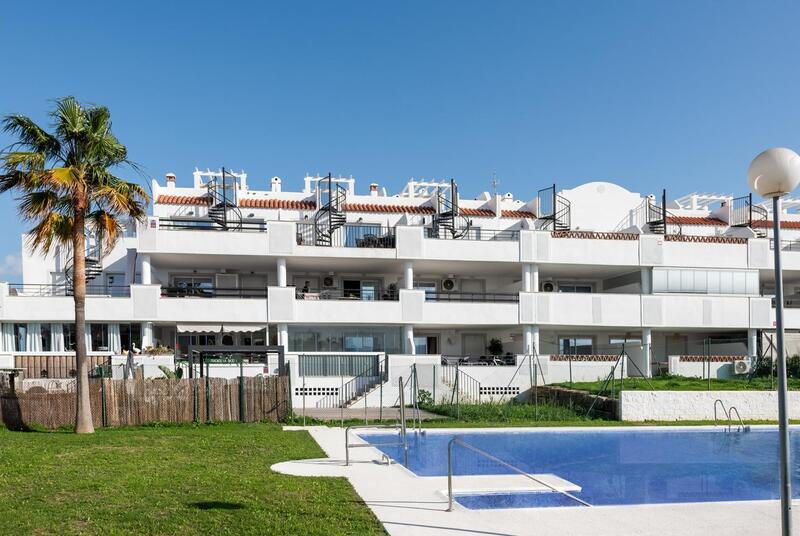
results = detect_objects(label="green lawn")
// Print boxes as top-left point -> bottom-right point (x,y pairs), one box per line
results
0,423 -> 385,536
556,375 -> 800,395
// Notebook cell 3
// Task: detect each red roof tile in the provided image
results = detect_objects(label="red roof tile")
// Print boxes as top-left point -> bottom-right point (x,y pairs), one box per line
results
156,194 -> 209,205
501,209 -> 536,219
239,198 -> 316,210
460,208 -> 495,217
666,216 -> 727,226
343,203 -> 435,214
752,220 -> 800,229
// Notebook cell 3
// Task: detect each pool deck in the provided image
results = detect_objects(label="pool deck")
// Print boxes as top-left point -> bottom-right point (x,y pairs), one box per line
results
272,425 -> 799,536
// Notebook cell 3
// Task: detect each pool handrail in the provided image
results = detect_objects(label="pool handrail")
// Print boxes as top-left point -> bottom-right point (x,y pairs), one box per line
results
727,406 -> 749,433
446,436 -> 592,511
344,376 -> 410,467
713,399 -> 728,428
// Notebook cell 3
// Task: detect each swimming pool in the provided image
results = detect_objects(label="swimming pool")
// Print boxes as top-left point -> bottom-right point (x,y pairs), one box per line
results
359,427 -> 800,509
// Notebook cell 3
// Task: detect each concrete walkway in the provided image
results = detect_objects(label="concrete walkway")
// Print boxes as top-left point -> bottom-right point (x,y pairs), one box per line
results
272,425 -> 800,536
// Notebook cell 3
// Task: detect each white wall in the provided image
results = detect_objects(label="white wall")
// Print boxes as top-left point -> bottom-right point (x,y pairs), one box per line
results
620,390 -> 800,421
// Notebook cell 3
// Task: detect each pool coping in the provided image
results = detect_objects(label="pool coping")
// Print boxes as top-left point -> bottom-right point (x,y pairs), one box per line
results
274,424 -> 800,536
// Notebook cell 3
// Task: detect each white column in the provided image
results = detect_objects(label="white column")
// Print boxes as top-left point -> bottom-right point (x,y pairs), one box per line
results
748,328 -> 758,359
641,267 -> 652,294
404,324 -> 415,355
277,258 -> 287,287
140,254 -> 152,285
532,264 -> 540,292
277,323 -> 288,349
523,325 -> 534,354
522,264 -> 532,292
124,248 -> 137,285
642,327 -> 653,377
532,326 -> 540,355
141,322 -> 154,349
403,261 -> 414,290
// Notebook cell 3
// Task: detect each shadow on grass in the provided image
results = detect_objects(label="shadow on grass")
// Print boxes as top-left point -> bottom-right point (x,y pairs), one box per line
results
190,501 -> 246,510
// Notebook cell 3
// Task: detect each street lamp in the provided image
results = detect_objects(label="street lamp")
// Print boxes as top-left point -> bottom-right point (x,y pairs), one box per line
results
748,147 -> 800,536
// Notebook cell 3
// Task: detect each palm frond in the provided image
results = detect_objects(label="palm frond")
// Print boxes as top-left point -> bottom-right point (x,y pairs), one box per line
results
88,209 -> 122,254
1,114 -> 61,157
18,190 -> 72,220
25,212 -> 73,255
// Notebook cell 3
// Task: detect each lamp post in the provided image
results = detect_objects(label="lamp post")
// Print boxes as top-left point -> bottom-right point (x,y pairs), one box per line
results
748,147 -> 800,536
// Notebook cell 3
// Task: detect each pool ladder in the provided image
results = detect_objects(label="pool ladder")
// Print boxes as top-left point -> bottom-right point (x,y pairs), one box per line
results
714,399 -> 750,432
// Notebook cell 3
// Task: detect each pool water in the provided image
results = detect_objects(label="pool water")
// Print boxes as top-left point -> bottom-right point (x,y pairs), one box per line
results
359,428 -> 800,509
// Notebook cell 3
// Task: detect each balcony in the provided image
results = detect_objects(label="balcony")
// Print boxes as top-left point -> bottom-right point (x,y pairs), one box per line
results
160,286 -> 268,299
529,292 -> 641,327
295,287 -> 398,301
295,223 -> 396,248
157,217 -> 267,232
425,228 -> 520,241
424,291 -> 519,303
9,284 -> 131,297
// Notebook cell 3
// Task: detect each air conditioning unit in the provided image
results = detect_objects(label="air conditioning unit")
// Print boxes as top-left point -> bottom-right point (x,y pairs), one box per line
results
733,358 -> 752,375
540,281 -> 555,292
442,278 -> 456,291
322,276 -> 336,288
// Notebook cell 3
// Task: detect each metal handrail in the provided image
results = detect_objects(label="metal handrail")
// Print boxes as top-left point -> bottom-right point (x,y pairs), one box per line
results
713,399 -> 728,428
345,423 -> 405,466
727,406 -> 749,432
425,291 -> 519,303
446,437 -> 591,511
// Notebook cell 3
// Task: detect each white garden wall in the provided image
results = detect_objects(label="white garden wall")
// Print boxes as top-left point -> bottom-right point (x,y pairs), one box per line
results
620,390 -> 800,421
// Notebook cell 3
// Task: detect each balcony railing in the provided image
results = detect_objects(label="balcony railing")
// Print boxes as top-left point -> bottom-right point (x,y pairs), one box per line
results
295,287 -> 399,301
425,227 -> 519,241
425,291 -> 519,302
296,223 -> 396,248
9,284 -> 131,297
157,218 -> 267,232
160,286 -> 268,299
770,239 -> 800,252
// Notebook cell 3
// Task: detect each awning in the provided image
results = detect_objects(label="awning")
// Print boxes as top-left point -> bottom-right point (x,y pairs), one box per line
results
176,323 -> 268,333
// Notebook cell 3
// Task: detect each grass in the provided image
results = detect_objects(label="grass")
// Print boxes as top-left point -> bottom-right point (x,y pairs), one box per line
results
555,374 -> 800,395
0,422 -> 385,536
420,401 -> 598,423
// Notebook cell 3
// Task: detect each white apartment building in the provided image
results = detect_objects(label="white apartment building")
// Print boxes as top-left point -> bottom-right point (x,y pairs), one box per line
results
3,168 -> 799,404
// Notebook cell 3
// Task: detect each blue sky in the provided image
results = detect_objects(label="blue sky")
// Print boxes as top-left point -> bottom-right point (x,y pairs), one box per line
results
1,1 -> 799,278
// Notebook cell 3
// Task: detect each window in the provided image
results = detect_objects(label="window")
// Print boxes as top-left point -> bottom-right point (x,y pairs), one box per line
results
242,329 -> 266,346
41,324 -> 51,352
414,336 -> 438,355
288,325 -> 402,353
120,324 -> 141,352
13,324 -> 27,352
172,276 -> 214,295
558,284 -> 593,293
652,268 -> 758,295
63,324 -> 77,350
90,324 -> 108,351
559,336 -> 593,355
415,282 -> 438,300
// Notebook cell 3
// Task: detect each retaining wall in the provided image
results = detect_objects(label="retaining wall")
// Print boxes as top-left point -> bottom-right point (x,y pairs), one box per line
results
620,390 -> 800,421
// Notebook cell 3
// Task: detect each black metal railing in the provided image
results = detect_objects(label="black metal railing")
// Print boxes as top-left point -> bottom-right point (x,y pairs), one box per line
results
424,227 -> 519,241
8,284 -> 131,297
295,287 -> 399,301
160,286 -> 268,299
425,291 -> 519,302
646,190 -> 682,235
771,239 -> 800,251
157,218 -> 266,232
296,222 -> 396,248
537,184 -> 570,231
730,193 -> 768,237
440,355 -> 517,366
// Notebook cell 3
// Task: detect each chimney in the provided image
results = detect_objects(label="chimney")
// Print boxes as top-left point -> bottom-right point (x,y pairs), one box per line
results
271,176 -> 282,193
369,183 -> 379,197
165,173 -> 176,189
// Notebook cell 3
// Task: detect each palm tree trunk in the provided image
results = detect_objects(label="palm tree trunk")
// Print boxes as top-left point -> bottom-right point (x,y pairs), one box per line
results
73,203 -> 94,434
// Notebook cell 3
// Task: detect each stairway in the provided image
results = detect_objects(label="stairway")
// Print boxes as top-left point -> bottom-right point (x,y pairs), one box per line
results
313,175 -> 347,246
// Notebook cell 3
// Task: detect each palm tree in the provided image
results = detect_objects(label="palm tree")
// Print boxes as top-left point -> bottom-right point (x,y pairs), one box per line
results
0,97 -> 149,433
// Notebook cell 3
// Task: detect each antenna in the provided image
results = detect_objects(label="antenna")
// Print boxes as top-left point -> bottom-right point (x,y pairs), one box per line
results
491,171 -> 499,196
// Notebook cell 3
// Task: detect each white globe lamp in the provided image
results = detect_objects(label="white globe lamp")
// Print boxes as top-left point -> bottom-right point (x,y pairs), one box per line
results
748,147 -> 800,536
748,147 -> 800,198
